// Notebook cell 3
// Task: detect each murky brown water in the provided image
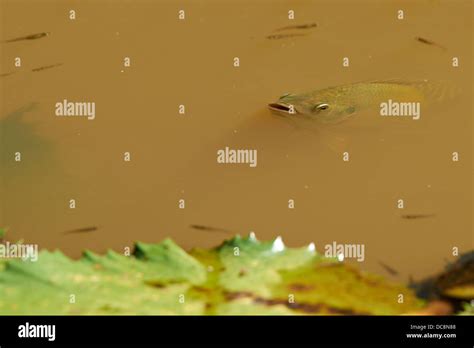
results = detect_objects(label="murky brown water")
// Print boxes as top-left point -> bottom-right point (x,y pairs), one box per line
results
1,0 -> 472,282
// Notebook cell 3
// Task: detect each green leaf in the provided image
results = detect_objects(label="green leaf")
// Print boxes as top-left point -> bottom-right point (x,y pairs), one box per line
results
0,235 -> 424,315
458,302 -> 474,315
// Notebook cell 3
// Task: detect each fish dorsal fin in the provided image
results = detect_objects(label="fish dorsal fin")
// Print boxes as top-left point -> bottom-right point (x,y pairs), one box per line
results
356,79 -> 461,102
316,79 -> 429,94
355,78 -> 430,85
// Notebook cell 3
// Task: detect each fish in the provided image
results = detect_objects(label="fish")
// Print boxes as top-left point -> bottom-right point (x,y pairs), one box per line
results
415,36 -> 446,50
401,213 -> 436,220
3,32 -> 50,43
189,224 -> 232,234
1,62 -> 62,77
63,226 -> 98,234
378,261 -> 399,276
0,72 -> 16,77
274,23 -> 317,32
266,33 -> 308,40
268,80 -> 455,124
31,63 -> 63,72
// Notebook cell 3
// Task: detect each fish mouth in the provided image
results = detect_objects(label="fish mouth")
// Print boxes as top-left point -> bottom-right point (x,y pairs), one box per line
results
268,102 -> 292,114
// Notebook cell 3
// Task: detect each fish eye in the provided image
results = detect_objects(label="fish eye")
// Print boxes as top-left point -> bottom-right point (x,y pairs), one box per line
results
313,103 -> 329,112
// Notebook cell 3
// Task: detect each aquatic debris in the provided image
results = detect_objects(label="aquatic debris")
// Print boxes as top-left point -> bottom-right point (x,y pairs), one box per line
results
408,300 -> 453,315
410,250 -> 474,306
307,242 -> 316,253
254,294 -> 367,314
3,32 -> 50,43
437,251 -> 474,300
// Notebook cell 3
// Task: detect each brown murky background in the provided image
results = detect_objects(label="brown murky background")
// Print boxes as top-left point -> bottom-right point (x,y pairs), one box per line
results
1,0 -> 472,282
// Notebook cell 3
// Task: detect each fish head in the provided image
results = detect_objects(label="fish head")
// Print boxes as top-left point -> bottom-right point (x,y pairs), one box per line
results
268,92 -> 356,124
268,93 -> 304,115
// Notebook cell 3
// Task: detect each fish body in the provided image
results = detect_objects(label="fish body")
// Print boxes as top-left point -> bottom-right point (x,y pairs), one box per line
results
32,63 -> 63,72
378,261 -> 399,276
63,226 -> 98,234
190,224 -> 232,234
401,213 -> 436,220
266,33 -> 308,40
4,32 -> 50,43
415,37 -> 446,50
274,23 -> 317,32
0,72 -> 15,77
268,80 -> 450,124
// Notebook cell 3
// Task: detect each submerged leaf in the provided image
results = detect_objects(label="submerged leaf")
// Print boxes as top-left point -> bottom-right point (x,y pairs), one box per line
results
0,235 -> 424,315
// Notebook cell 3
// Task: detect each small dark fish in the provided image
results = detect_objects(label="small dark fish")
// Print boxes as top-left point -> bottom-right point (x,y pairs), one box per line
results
4,32 -> 50,43
63,226 -> 98,234
274,23 -> 317,32
266,33 -> 308,40
401,213 -> 436,220
31,63 -> 63,72
379,261 -> 399,276
415,37 -> 446,50
189,224 -> 232,234
0,72 -> 16,77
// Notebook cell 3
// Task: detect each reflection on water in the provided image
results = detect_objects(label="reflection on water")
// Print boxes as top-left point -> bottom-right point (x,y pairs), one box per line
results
0,0 -> 472,282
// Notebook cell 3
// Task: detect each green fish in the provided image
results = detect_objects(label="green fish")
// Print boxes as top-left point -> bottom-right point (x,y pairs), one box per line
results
268,80 -> 454,124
